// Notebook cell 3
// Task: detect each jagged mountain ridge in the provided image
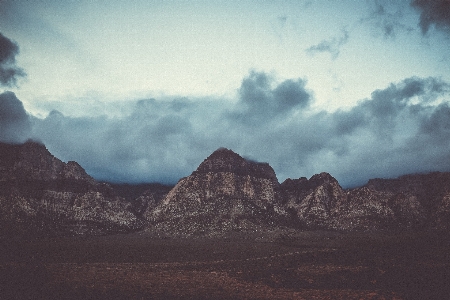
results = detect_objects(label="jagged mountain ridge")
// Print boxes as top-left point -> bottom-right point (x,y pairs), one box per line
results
1,141 -> 450,236
0,141 -> 94,184
364,172 -> 450,228
148,148 -> 450,234
194,147 -> 278,180
0,140 -> 143,236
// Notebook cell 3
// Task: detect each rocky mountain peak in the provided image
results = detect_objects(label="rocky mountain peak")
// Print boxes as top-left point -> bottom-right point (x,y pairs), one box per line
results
308,172 -> 340,189
281,172 -> 339,193
280,177 -> 309,190
0,140 -> 94,183
148,148 -> 285,235
195,147 -> 278,182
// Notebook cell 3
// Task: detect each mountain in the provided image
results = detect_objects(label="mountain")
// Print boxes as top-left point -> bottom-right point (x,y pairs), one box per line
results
0,140 -> 143,236
281,172 -> 450,231
2,142 -> 450,236
147,148 -> 288,235
147,148 -> 450,234
362,173 -> 450,229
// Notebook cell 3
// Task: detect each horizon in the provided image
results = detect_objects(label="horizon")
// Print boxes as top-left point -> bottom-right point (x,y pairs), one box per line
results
1,0 -> 450,188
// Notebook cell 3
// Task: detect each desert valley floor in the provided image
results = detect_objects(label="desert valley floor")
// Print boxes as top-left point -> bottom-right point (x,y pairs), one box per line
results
1,230 -> 450,300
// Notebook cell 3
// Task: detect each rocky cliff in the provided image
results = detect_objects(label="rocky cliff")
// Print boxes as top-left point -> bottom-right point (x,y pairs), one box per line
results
281,172 -> 450,231
148,148 -> 287,235
362,172 -> 450,229
148,148 -> 450,233
0,141 -> 143,236
280,172 -> 347,229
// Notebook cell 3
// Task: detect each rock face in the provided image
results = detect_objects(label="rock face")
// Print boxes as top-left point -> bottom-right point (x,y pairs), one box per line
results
361,173 -> 450,229
108,183 -> 173,219
148,148 -> 286,235
0,141 -> 143,236
281,172 -> 450,231
280,173 -> 347,229
148,148 -> 450,233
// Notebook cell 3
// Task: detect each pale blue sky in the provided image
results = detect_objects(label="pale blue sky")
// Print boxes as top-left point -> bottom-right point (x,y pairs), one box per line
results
2,0 -> 448,113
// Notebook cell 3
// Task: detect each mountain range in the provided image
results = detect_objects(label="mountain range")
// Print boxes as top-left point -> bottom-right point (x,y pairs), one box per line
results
1,140 -> 450,236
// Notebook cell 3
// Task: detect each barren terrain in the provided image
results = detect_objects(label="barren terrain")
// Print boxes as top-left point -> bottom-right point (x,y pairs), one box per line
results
1,230 -> 450,299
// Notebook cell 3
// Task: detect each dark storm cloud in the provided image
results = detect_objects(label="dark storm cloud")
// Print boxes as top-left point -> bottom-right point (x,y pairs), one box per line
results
273,79 -> 311,111
322,76 -> 450,185
230,71 -> 311,125
411,0 -> 450,34
330,77 -> 449,141
0,92 -> 31,143
6,71 -> 448,187
328,77 -> 448,135
0,33 -> 26,87
306,30 -> 349,59
361,77 -> 448,119
242,76 -> 450,187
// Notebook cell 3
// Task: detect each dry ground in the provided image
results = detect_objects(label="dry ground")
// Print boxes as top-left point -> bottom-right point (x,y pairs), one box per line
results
1,230 -> 449,299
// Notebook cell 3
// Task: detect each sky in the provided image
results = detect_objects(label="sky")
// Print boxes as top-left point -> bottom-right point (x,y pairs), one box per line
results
1,0 -> 450,187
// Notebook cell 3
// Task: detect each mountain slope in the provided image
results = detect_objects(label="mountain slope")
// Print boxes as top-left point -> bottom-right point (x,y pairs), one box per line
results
148,148 -> 287,235
147,148 -> 450,233
0,140 -> 143,236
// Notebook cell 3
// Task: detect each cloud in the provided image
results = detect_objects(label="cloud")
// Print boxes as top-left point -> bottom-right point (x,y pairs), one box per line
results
321,76 -> 450,185
306,30 -> 349,59
360,77 -> 448,122
230,71 -> 311,125
333,77 -> 450,142
0,33 -> 26,87
411,0 -> 450,35
0,91 -> 31,143
31,97 -> 225,184
3,71 -> 449,188
27,72 -> 313,184
228,75 -> 450,187
359,1 -> 414,39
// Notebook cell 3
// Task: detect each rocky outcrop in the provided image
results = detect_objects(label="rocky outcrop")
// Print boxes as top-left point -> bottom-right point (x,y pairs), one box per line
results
362,172 -> 450,229
148,148 -> 286,235
0,141 -> 143,236
336,187 -> 397,230
280,173 -> 347,229
280,171 -> 449,231
279,172 -> 399,230
120,183 -> 173,219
